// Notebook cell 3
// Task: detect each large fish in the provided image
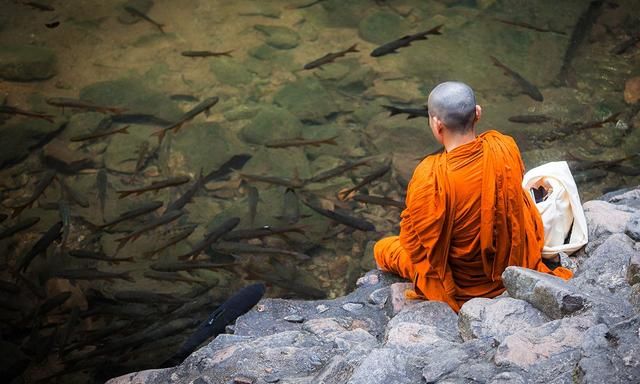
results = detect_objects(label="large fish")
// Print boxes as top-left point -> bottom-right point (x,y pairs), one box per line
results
303,44 -> 358,70
45,97 -> 126,114
0,105 -> 55,122
18,221 -> 63,272
370,25 -> 443,57
308,156 -> 375,183
151,97 -> 219,143
338,162 -> 391,200
115,209 -> 184,250
143,224 -> 197,258
352,194 -> 405,209
181,50 -> 233,58
116,175 -> 190,198
98,200 -> 163,229
161,283 -> 266,367
490,56 -> 543,101
223,224 -> 306,241
301,199 -> 376,232
382,105 -> 429,119
264,135 -> 339,148
68,250 -> 134,264
51,268 -> 134,283
69,125 -> 129,142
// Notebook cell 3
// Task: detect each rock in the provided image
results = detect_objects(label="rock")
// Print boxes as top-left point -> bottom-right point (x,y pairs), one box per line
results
342,303 -> 364,313
316,304 -> 329,313
356,273 -> 379,287
488,372 -> 527,384
273,77 -> 338,123
389,282 -> 417,314
59,112 -> 110,141
494,316 -> 597,382
604,188 -> 640,210
357,11 -> 410,44
0,119 -> 62,170
0,45 -> 57,81
239,106 -> 302,145
626,213 -> 640,241
347,348 -> 422,384
42,139 -> 95,173
210,58 -> 253,85
368,287 -> 389,306
583,200 -> 634,249
502,266 -> 587,319
630,285 -> 640,313
254,25 -> 300,49
283,315 -> 304,323
624,76 -> 640,104
240,147 -> 312,180
458,297 -> 550,342
420,338 -> 497,383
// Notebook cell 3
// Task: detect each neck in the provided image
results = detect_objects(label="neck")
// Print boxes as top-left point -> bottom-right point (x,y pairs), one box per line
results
443,129 -> 476,152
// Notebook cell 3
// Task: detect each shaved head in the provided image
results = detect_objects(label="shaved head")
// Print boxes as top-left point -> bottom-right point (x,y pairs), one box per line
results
427,82 -> 477,133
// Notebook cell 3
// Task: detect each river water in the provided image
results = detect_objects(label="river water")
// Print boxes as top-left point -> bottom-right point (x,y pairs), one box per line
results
0,0 -> 639,382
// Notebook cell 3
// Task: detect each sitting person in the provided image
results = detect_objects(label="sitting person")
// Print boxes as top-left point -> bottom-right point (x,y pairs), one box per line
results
374,81 -> 572,312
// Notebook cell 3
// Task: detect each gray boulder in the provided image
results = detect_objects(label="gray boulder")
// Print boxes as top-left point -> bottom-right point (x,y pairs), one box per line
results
502,266 -> 587,319
458,297 -> 550,342
626,212 -> 640,241
421,338 -> 498,383
0,45 -> 57,81
583,200 -> 634,249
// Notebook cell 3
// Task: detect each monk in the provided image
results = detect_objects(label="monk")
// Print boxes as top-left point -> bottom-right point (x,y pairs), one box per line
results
374,81 -> 572,312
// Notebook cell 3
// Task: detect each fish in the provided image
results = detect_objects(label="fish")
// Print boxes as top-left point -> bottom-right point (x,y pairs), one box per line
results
111,113 -> 174,126
69,125 -> 130,142
280,188 -> 300,224
8,170 -> 56,218
150,260 -> 235,272
123,5 -> 165,34
24,1 -> 55,11
546,112 -> 621,141
98,200 -> 163,229
181,50 -> 233,58
113,290 -> 186,304
308,156 -> 375,183
284,0 -> 327,9
116,175 -> 191,198
264,135 -> 339,148
35,291 -> 72,317
490,55 -> 543,102
18,221 -> 63,272
223,224 -> 306,241
143,271 -> 207,286
143,224 -> 197,257
151,97 -> 219,143
165,172 -> 205,212
51,268 -> 135,283
303,44 -> 358,70
161,283 -> 266,367
238,173 -> 305,188
338,162 -> 391,200
370,25 -> 443,57
352,194 -> 405,209
58,199 -> 71,256
301,199 -> 376,232
45,20 -> 60,29
0,217 -> 40,240
177,217 -> 241,260
493,17 -> 566,35
115,209 -> 184,250
96,169 -> 108,221
0,105 -> 55,122
246,185 -> 259,226
170,94 -> 200,102
133,141 -> 151,174
508,114 -> 552,124
68,250 -> 134,264
203,154 -> 253,184
557,0 -> 604,85
213,242 -> 311,260
382,105 -> 429,119
45,97 -> 127,114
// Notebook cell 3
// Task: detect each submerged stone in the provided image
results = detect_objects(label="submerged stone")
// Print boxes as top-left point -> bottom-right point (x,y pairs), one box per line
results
0,45 -> 57,81
0,119 -> 62,169
254,25 -> 300,49
239,106 -> 302,145
210,58 -> 253,85
358,11 -> 410,44
273,77 -> 338,123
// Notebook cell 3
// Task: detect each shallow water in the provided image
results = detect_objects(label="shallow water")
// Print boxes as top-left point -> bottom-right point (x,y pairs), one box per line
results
0,0 -> 639,382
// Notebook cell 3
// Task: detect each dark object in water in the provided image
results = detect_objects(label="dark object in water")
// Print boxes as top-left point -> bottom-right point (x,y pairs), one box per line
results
176,217 -> 240,260
98,200 -> 163,229
143,224 -> 198,257
45,21 -> 60,29
0,217 -> 40,240
69,125 -> 130,142
97,169 -> 108,221
8,170 -> 56,218
170,94 -> 200,102
490,55 -> 543,102
0,213 -> 7,224
308,156 -> 374,183
181,50 -> 233,58
239,173 -> 305,189
264,135 -> 339,148
18,221 -> 63,272
116,175 -> 191,198
223,224 -> 306,241
280,188 -> 300,224
123,5 -> 165,34
143,271 -> 206,285
115,209 -> 184,250
51,268 -> 135,283
303,44 -> 358,70
612,30 -> 640,55
68,250 -> 134,264
150,260 -> 235,272
383,105 -> 429,119
151,97 -> 219,143
301,198 -> 376,232
338,162 -> 391,200
214,241 -> 311,260
493,17 -> 566,35
0,105 -> 55,122
45,97 -> 126,114
557,0 -> 604,85
352,194 -> 405,209
284,0 -> 327,9
111,113 -> 174,126
370,25 -> 443,57
508,114 -> 552,124
161,283 -> 266,367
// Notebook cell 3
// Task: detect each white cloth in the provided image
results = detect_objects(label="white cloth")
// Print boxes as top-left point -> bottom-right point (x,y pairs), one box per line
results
522,161 -> 588,258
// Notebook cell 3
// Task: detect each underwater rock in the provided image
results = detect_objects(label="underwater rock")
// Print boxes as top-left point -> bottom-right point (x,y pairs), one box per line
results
239,106 -> 302,145
624,76 -> 640,104
357,11 -> 410,45
0,45 -> 57,81
210,58 -> 253,86
240,147 -> 311,180
0,119 -> 62,169
273,77 -> 338,123
254,25 -> 300,50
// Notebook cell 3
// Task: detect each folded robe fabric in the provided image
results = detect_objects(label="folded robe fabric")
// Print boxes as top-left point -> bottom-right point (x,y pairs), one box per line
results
375,130 -> 572,312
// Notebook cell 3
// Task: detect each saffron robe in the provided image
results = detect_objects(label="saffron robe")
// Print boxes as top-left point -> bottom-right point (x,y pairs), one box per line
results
374,130 -> 572,312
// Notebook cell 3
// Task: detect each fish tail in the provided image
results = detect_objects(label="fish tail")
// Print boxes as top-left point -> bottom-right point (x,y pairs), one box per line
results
223,50 -> 234,57
427,24 -> 444,35
347,44 -> 359,53
151,128 -> 167,144
382,105 -> 402,116
119,125 -> 130,134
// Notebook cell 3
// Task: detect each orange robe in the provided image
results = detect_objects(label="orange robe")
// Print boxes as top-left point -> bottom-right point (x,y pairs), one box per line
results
375,130 -> 572,312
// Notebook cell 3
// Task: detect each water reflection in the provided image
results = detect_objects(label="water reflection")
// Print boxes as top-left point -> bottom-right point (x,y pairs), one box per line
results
0,0 -> 639,382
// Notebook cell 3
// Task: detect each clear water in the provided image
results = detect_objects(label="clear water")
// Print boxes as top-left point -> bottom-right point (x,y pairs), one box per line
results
0,0 -> 639,382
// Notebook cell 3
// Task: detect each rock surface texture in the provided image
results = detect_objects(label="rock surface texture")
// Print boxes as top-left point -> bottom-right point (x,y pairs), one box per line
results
107,187 -> 640,384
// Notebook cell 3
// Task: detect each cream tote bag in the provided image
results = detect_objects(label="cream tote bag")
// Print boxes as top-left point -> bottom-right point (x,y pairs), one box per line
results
522,161 -> 588,258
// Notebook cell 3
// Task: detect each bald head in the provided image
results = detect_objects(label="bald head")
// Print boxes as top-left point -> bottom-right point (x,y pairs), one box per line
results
427,82 -> 477,133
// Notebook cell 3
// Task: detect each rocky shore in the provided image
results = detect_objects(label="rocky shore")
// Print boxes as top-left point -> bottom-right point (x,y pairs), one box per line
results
106,186 -> 640,384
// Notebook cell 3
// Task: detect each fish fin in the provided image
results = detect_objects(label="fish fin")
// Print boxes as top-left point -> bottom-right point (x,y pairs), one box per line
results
326,136 -> 339,146
119,125 -> 130,134
115,236 -> 130,253
150,128 -> 167,144
223,50 -> 234,57
347,44 -> 359,53
382,105 -> 401,116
